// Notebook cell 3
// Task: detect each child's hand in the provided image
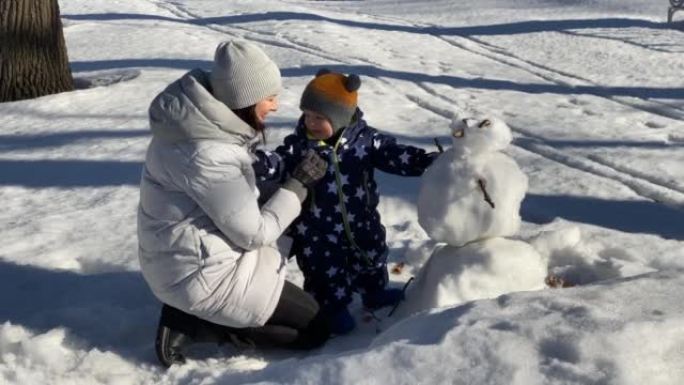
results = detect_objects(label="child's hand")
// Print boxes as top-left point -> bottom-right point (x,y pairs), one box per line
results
426,151 -> 441,166
433,137 -> 444,153
292,150 -> 327,188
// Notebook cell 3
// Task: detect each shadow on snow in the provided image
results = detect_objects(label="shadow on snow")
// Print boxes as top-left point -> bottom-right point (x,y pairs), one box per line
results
515,137 -> 684,149
0,129 -> 148,152
0,159 -> 143,188
371,174 -> 684,241
62,12 -> 683,36
67,60 -> 684,100
522,193 -> 684,241
70,59 -> 211,72
0,261 -> 160,361
283,65 -> 684,100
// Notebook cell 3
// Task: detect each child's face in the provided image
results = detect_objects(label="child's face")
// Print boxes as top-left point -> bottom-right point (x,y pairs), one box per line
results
303,110 -> 334,140
255,95 -> 279,124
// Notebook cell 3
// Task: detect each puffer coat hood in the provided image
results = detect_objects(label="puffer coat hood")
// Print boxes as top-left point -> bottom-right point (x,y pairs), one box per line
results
148,68 -> 257,145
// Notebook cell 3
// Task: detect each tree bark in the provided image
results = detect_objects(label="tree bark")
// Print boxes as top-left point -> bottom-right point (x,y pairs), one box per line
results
0,0 -> 74,102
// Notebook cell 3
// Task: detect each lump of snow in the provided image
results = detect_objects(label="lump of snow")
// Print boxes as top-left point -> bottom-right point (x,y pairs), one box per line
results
398,237 -> 547,317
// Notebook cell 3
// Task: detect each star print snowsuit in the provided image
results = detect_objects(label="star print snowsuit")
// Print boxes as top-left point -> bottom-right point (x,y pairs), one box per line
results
255,109 -> 436,309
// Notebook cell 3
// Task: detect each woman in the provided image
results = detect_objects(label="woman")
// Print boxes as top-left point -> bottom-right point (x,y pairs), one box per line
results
137,40 -> 329,367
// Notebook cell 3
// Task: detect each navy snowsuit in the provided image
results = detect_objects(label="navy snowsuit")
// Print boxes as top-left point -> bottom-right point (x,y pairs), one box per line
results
255,109 -> 435,310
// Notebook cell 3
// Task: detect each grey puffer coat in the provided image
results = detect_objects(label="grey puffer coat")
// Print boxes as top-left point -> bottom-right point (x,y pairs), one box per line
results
138,69 -> 301,328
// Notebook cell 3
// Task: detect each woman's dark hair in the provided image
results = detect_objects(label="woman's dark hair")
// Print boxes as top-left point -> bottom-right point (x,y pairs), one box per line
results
232,105 -> 266,143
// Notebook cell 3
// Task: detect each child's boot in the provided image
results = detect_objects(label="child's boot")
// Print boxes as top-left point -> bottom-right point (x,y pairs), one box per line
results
326,306 -> 356,335
362,288 -> 405,310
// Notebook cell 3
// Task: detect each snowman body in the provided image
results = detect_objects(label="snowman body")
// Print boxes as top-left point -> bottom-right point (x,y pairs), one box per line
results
402,117 -> 545,316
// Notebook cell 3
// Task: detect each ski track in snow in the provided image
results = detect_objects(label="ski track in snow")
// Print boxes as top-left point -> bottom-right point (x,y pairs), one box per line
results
407,82 -> 684,208
342,11 -> 684,119
436,34 -> 684,121
148,0 -> 351,64
407,90 -> 684,210
147,0 -> 684,210
559,29 -> 684,54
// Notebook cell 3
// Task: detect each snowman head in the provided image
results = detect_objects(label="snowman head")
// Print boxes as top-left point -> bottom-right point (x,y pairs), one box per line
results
449,116 -> 513,157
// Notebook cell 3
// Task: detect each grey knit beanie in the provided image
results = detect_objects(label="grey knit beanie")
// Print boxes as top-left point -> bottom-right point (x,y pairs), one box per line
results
210,40 -> 282,109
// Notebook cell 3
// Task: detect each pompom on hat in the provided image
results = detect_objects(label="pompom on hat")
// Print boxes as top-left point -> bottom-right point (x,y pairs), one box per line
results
210,40 -> 282,109
300,69 -> 361,130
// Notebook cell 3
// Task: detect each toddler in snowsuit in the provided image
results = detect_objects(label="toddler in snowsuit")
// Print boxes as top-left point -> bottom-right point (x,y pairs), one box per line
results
255,69 -> 438,334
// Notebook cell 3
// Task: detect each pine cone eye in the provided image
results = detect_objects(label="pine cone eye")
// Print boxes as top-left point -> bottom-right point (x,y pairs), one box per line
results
478,119 -> 492,128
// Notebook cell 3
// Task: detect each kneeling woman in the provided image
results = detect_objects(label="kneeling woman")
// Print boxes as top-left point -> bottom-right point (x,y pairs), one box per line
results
137,40 -> 330,367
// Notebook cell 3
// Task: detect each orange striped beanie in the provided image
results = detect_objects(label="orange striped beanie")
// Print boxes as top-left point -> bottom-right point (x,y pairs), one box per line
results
300,69 -> 361,130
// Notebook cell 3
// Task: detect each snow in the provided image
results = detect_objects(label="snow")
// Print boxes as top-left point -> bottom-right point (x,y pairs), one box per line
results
0,0 -> 683,383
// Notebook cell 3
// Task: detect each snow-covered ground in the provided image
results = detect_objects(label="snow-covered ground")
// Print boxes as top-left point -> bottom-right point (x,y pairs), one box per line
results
1,0 -> 683,383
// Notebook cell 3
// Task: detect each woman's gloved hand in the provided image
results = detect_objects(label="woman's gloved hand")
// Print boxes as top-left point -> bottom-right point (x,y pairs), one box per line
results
292,150 -> 327,187
282,150 -> 328,202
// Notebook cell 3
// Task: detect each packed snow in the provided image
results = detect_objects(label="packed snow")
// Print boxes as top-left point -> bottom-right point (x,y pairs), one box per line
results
1,0 -> 683,384
397,237 -> 548,317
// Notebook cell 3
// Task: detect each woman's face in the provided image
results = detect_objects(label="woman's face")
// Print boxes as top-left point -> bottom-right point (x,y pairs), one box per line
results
303,110 -> 334,140
254,95 -> 279,123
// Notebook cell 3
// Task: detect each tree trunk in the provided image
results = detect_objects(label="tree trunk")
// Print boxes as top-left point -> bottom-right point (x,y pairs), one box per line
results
0,0 -> 74,102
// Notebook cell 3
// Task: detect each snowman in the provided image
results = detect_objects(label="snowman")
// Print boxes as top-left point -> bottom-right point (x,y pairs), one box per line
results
398,116 -> 547,316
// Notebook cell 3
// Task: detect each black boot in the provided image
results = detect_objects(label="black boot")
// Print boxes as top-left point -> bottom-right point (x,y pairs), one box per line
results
155,319 -> 190,368
155,304 -> 237,367
155,304 -> 197,368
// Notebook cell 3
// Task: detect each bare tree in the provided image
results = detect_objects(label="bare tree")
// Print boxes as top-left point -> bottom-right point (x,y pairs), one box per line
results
0,0 -> 73,102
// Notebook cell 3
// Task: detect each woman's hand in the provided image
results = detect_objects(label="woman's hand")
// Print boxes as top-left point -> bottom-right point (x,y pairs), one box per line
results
292,150 -> 327,188
282,150 -> 328,202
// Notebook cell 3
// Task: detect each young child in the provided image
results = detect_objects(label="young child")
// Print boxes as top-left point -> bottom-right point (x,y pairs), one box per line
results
255,69 -> 439,334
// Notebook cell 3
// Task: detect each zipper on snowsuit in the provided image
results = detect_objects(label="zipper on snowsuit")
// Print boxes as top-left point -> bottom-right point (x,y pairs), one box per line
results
362,170 -> 372,206
316,136 -> 372,266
